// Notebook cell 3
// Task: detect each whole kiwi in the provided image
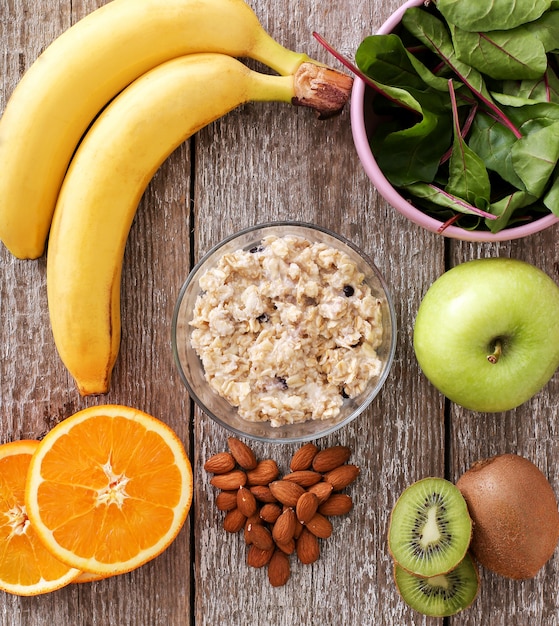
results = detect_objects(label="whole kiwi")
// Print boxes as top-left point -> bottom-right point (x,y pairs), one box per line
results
457,453 -> 559,579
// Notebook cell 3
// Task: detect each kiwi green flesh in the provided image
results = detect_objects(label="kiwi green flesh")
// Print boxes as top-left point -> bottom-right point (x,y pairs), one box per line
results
388,477 -> 472,578
394,552 -> 479,618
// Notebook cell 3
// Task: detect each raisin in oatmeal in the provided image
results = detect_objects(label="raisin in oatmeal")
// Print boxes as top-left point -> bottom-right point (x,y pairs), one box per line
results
189,234 -> 384,427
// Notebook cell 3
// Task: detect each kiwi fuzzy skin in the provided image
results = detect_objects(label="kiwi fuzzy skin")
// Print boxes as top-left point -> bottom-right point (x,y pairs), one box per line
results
456,454 -> 559,579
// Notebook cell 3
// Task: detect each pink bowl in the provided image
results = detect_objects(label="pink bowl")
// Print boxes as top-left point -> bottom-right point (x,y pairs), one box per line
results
350,0 -> 559,242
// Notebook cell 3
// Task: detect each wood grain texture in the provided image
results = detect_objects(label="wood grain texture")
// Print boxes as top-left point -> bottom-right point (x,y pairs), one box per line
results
1,0 -> 559,624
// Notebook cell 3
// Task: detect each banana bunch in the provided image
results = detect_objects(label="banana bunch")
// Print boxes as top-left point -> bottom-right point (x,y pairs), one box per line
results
0,0 -> 352,395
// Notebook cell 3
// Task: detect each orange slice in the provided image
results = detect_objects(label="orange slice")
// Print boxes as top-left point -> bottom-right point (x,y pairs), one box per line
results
0,440 -> 80,595
72,570 -> 112,584
25,405 -> 193,576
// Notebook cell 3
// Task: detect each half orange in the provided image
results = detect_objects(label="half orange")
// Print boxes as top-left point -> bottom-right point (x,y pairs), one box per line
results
0,440 -> 80,595
25,405 -> 193,576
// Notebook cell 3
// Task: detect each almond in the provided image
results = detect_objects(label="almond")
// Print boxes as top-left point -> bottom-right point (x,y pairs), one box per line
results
312,445 -> 351,472
210,469 -> 247,491
318,493 -> 353,516
272,508 -> 297,545
244,513 -> 262,544
275,538 -> 296,555
246,523 -> 274,551
227,436 -> 257,470
246,459 -> 279,486
223,508 -> 246,533
306,513 -> 333,539
268,549 -> 290,587
259,503 -> 282,524
236,485 -> 257,517
268,480 -> 306,507
283,470 -> 322,487
296,528 -> 320,564
247,544 -> 274,568
249,485 -> 277,503
215,490 -> 238,512
204,451 -> 236,474
306,481 -> 333,504
324,464 -> 360,490
293,519 -> 304,540
290,442 -> 319,471
296,491 -> 319,524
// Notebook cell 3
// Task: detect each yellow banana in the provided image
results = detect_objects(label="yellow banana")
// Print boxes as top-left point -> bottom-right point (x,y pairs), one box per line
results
0,0 -> 321,259
46,52 -> 352,396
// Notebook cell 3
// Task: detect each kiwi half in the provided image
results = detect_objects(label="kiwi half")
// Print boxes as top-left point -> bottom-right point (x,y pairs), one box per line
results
394,552 -> 479,617
388,477 -> 472,577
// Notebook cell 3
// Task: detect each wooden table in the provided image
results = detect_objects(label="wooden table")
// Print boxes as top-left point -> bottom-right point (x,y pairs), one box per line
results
2,0 -> 559,624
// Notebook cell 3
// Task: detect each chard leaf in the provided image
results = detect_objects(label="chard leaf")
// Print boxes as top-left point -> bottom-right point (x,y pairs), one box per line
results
366,77 -> 450,117
451,25 -> 547,80
468,112 -> 525,188
403,182 -> 495,219
445,80 -> 491,207
372,107 -> 452,186
446,145 -> 491,208
356,34 -> 430,90
435,0 -> 551,32
511,120 -> 559,195
356,34 -> 451,92
505,101 -> 559,134
486,191 -> 538,232
543,170 -> 559,214
524,10 -> 559,51
500,70 -> 559,103
491,92 -> 544,107
401,8 -> 522,137
354,33 -> 455,121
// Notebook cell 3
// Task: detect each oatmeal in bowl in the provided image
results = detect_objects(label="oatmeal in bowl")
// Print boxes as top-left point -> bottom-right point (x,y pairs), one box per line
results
172,222 -> 396,443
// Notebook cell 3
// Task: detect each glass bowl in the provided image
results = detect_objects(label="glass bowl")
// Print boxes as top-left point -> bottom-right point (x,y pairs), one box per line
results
350,0 -> 559,242
172,221 -> 396,443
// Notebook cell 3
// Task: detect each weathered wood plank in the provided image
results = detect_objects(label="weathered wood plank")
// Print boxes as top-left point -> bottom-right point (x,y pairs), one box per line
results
191,1 -> 445,623
1,0 -> 192,624
449,235 -> 559,625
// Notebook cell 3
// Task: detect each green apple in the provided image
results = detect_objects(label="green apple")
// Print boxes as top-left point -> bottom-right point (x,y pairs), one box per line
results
413,258 -> 559,412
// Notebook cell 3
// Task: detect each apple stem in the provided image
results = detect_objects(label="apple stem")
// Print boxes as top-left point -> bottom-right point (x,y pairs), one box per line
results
487,340 -> 502,364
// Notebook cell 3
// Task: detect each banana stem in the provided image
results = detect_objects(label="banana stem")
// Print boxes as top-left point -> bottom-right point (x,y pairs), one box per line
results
293,63 -> 354,119
249,62 -> 353,118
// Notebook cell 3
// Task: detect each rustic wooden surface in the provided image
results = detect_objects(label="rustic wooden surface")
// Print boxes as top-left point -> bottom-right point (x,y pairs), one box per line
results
1,0 -> 559,624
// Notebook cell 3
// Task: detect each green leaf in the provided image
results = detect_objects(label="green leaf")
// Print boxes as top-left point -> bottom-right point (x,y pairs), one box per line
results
446,140 -> 491,208
436,0 -> 552,32
403,182 -> 491,221
401,8 -> 514,126
355,34 -> 452,92
505,101 -> 559,134
524,10 -> 559,51
446,83 -> 491,207
500,70 -> 559,103
543,170 -> 559,214
511,121 -> 559,195
372,107 -> 452,186
486,191 -> 539,232
451,24 -> 547,80
468,113 -> 525,189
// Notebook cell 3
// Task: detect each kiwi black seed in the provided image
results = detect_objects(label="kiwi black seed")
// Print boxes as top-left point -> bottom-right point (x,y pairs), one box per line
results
394,552 -> 479,618
388,477 -> 472,578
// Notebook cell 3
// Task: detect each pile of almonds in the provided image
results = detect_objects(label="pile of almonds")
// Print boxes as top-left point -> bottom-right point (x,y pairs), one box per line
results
204,437 -> 359,587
